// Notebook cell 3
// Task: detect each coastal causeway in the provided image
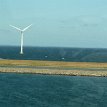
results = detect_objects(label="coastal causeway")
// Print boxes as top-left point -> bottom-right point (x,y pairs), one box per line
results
0,60 -> 107,77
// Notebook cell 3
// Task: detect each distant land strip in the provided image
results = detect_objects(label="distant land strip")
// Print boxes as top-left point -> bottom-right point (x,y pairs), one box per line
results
0,60 -> 107,77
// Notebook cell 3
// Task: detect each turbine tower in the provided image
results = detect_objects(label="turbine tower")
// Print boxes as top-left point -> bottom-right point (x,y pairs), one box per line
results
10,24 -> 32,54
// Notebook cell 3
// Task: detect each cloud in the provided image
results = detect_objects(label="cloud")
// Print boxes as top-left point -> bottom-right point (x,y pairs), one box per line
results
59,15 -> 106,28
78,15 -> 104,26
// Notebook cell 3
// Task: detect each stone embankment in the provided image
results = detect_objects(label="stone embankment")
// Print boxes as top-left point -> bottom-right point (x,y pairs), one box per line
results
0,67 -> 107,77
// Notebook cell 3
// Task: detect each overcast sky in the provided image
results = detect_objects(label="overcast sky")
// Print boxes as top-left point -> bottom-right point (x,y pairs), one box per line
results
0,0 -> 107,48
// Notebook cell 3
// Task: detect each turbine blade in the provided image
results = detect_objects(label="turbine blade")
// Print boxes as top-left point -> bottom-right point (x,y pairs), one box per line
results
22,24 -> 32,31
10,25 -> 21,31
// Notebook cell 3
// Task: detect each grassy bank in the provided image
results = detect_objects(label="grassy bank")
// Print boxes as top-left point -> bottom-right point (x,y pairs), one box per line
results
0,60 -> 107,68
0,60 -> 107,76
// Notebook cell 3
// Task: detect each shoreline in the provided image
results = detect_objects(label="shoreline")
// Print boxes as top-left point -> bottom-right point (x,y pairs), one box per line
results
0,67 -> 107,77
0,60 -> 107,77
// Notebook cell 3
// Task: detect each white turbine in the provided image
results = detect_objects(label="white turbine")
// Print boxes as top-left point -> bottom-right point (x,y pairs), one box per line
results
10,24 -> 32,54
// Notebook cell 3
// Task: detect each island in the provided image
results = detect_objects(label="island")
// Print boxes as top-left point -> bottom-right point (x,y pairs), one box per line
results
0,60 -> 107,77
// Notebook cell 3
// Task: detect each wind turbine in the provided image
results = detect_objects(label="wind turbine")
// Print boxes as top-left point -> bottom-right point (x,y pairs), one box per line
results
10,24 -> 32,54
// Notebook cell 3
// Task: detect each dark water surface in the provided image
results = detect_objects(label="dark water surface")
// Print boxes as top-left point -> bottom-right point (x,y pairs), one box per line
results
0,73 -> 107,107
1,46 -> 107,62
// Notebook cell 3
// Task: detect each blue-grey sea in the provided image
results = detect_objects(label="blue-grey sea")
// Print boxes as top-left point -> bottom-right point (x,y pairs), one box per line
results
0,73 -> 107,107
0,46 -> 107,107
0,46 -> 107,62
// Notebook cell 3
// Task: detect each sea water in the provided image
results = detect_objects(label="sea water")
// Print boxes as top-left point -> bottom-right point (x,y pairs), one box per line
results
0,73 -> 106,107
0,46 -> 107,62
